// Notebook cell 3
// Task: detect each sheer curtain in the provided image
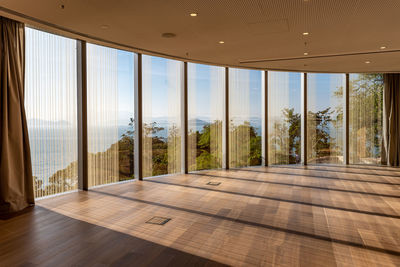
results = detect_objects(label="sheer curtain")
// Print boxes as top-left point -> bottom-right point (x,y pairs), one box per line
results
349,74 -> 383,165
87,44 -> 119,187
307,74 -> 345,164
268,71 -> 301,165
229,68 -> 262,167
25,28 -> 78,198
142,55 -> 182,177
187,63 -> 224,171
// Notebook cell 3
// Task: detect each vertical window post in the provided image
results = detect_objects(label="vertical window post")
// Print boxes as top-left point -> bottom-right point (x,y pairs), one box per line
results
301,73 -> 308,165
223,67 -> 230,169
77,40 -> 88,190
344,73 -> 350,165
262,71 -> 268,166
182,62 -> 188,173
134,53 -> 143,180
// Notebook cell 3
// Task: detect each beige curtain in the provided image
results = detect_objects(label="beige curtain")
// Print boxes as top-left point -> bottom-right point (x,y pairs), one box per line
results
382,73 -> 400,166
0,17 -> 34,214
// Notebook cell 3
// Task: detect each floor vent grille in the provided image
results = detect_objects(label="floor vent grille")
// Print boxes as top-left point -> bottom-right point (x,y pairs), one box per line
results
146,216 -> 171,225
207,181 -> 221,186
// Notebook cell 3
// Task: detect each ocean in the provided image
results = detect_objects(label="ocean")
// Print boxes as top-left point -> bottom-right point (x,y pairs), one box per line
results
29,119 -> 262,180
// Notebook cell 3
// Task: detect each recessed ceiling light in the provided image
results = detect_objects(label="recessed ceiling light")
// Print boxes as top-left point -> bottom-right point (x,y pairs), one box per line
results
365,61 -> 371,64
219,41 -> 225,44
190,13 -> 198,17
161,32 -> 176,38
380,46 -> 387,50
100,25 -> 109,30
303,32 -> 309,36
304,52 -> 308,56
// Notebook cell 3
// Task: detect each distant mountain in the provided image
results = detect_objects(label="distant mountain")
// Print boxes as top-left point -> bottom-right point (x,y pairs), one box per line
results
188,118 -> 210,126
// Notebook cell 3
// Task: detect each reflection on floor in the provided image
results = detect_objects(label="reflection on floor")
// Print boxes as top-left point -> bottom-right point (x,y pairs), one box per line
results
1,165 -> 399,266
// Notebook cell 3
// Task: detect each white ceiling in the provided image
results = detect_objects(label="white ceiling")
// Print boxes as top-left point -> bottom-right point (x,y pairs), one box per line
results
1,0 -> 400,72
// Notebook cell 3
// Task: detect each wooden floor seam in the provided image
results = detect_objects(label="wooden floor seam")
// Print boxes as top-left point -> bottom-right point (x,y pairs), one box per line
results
145,179 -> 400,219
192,173 -> 400,198
90,189 -> 400,257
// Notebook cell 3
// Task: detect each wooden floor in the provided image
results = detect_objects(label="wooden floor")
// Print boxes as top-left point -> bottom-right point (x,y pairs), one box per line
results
1,165 -> 399,266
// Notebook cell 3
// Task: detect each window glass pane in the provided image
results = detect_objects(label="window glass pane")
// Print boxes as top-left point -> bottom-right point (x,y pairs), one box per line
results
307,73 -> 346,164
142,55 -> 182,177
87,44 -> 135,187
188,63 -> 225,171
349,74 -> 383,164
268,71 -> 301,165
229,68 -> 262,167
25,28 -> 78,198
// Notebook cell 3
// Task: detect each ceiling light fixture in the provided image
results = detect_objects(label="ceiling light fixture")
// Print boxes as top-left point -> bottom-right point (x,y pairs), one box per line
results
161,33 -> 176,38
219,41 -> 225,44
365,61 -> 371,64
303,32 -> 309,36
304,52 -> 308,56
190,13 -> 198,17
380,46 -> 387,50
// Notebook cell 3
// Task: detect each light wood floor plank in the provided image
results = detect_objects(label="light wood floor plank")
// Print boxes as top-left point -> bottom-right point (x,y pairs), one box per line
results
0,166 -> 399,266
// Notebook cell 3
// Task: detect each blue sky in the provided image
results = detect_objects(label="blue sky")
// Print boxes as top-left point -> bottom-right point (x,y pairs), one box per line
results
117,53 -> 344,125
308,73 -> 346,113
117,50 -> 134,125
189,63 -> 214,119
188,63 -> 225,120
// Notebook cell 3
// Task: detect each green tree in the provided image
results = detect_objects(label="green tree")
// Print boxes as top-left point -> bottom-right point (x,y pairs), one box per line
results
270,108 -> 301,164
308,107 -> 336,163
348,74 -> 383,163
230,121 -> 261,167
119,117 -> 135,180
143,122 -> 168,176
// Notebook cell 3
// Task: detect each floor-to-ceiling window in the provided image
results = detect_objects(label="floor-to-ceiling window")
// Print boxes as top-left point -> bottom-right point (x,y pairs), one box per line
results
349,74 -> 383,165
142,55 -> 183,177
25,28 -> 388,200
87,44 -> 135,187
268,71 -> 301,165
307,73 -> 346,164
25,28 -> 78,198
187,63 -> 225,171
229,68 -> 263,167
